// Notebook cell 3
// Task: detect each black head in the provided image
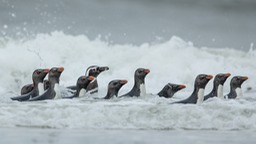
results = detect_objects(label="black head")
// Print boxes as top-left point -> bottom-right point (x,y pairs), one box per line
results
76,76 -> 94,90
194,74 -> 213,89
167,83 -> 186,93
85,65 -> 109,77
134,68 -> 150,82
214,73 -> 231,86
32,68 -> 50,83
105,80 -> 128,99
48,67 -> 64,83
230,76 -> 248,89
158,83 -> 186,98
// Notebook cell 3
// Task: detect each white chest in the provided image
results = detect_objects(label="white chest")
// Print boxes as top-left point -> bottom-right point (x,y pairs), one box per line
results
140,84 -> 146,96
38,82 -> 45,95
196,88 -> 205,105
54,84 -> 61,99
217,85 -> 224,98
235,88 -> 243,99
78,88 -> 86,97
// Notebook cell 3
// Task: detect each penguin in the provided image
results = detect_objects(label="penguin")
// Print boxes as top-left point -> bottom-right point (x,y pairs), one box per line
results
67,65 -> 109,94
29,67 -> 64,101
120,68 -> 150,97
204,73 -> 231,100
104,80 -> 128,99
173,74 -> 213,104
225,76 -> 248,99
11,68 -> 50,101
64,76 -> 94,99
157,83 -> 186,98
20,68 -> 50,95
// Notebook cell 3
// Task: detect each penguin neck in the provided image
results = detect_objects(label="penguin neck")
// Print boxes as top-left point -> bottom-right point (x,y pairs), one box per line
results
134,78 -> 146,96
192,86 -> 205,104
75,84 -> 87,97
48,77 -> 61,99
104,89 -> 117,99
32,80 -> 39,91
210,82 -> 223,98
230,85 -> 242,99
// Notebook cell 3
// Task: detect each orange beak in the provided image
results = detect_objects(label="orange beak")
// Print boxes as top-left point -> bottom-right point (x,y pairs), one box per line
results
120,80 -> 128,84
206,75 -> 213,80
144,69 -> 150,74
179,84 -> 186,89
88,76 -> 95,81
58,67 -> 64,72
44,68 -> 50,73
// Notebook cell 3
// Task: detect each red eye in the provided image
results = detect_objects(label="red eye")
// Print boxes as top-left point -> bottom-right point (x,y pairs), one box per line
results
37,71 -> 41,75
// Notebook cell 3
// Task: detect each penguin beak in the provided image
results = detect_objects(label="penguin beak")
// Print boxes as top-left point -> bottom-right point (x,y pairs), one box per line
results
206,75 -> 213,80
88,76 -> 95,81
179,84 -> 186,89
58,67 -> 65,72
144,69 -> 150,74
225,73 -> 231,77
99,66 -> 109,72
120,80 -> 128,84
242,76 -> 248,81
44,68 -> 50,73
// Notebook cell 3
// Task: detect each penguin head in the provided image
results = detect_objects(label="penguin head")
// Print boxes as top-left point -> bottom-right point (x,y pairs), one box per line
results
195,74 -> 213,89
160,83 -> 186,98
230,76 -> 248,89
32,68 -> 50,83
214,73 -> 231,85
85,65 -> 109,77
48,67 -> 64,81
134,68 -> 150,81
167,83 -> 186,93
107,80 -> 128,98
76,76 -> 95,89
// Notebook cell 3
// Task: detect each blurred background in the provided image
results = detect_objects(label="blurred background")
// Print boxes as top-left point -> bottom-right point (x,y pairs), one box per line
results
0,0 -> 256,50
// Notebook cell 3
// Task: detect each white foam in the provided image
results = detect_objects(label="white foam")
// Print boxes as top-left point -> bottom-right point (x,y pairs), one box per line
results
0,32 -> 256,130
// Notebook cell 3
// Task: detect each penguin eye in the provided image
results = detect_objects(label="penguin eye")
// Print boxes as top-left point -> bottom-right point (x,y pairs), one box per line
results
36,71 -> 41,75
138,70 -> 143,73
199,77 -> 205,80
113,82 -> 118,85
91,68 -> 97,72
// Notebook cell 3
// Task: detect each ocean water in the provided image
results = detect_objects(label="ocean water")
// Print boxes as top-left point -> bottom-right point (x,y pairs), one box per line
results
0,32 -> 256,143
0,0 -> 256,143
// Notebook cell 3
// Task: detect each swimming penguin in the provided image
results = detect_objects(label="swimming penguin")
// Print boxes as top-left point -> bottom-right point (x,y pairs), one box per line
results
173,74 -> 213,104
64,76 -> 95,99
20,68 -> 50,95
225,76 -> 248,99
11,68 -> 50,101
204,73 -> 231,100
120,68 -> 150,97
157,83 -> 186,98
29,67 -> 64,101
104,80 -> 128,99
67,65 -> 109,94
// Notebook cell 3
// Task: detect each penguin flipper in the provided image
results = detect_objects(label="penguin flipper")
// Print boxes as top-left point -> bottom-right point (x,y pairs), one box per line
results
29,89 -> 50,101
11,91 -> 34,101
